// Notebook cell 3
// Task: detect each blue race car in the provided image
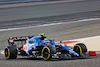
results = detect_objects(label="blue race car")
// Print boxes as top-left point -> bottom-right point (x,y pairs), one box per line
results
4,33 -> 89,60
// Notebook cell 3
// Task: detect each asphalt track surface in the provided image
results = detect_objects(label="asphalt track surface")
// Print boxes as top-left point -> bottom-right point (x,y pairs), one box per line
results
0,54 -> 100,67
0,0 -> 100,67
0,20 -> 100,67
0,0 -> 100,29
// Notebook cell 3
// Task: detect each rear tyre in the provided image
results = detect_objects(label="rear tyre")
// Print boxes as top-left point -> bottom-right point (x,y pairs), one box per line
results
41,46 -> 52,60
73,43 -> 87,56
5,46 -> 17,59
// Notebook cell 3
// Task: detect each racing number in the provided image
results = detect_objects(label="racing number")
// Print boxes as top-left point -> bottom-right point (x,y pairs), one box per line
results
23,45 -> 27,50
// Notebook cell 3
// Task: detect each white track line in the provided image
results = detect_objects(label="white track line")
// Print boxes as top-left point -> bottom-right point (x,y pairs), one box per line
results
69,35 -> 100,41
0,18 -> 100,32
0,50 -> 4,55
0,0 -> 85,9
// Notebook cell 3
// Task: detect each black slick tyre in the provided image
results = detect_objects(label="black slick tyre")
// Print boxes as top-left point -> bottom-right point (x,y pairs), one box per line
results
41,46 -> 52,60
5,46 -> 17,59
73,43 -> 87,56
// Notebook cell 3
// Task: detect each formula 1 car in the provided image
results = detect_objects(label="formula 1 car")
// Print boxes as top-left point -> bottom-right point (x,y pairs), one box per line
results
4,33 -> 89,60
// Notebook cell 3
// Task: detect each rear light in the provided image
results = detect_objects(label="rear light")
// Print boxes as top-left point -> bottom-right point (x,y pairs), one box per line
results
57,54 -> 59,56
9,40 -> 14,42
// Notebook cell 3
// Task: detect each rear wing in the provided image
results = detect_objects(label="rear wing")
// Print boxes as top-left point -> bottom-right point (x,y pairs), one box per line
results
8,36 -> 31,45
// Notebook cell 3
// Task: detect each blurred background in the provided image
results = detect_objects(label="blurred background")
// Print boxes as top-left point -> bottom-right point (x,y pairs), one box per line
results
0,0 -> 57,4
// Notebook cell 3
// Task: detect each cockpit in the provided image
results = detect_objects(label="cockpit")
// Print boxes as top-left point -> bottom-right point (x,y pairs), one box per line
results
42,39 -> 55,45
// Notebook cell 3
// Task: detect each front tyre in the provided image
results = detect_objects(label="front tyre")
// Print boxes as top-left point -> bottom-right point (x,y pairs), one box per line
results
5,46 -> 17,59
73,43 -> 87,56
41,46 -> 51,60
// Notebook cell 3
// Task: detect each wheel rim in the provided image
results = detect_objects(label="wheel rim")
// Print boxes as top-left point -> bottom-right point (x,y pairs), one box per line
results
5,47 -> 10,59
5,48 -> 8,57
74,46 -> 80,54
42,47 -> 51,60
74,45 -> 82,55
43,48 -> 50,58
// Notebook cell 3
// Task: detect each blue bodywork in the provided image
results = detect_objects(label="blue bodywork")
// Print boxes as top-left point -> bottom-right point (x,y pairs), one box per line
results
26,36 -> 79,56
